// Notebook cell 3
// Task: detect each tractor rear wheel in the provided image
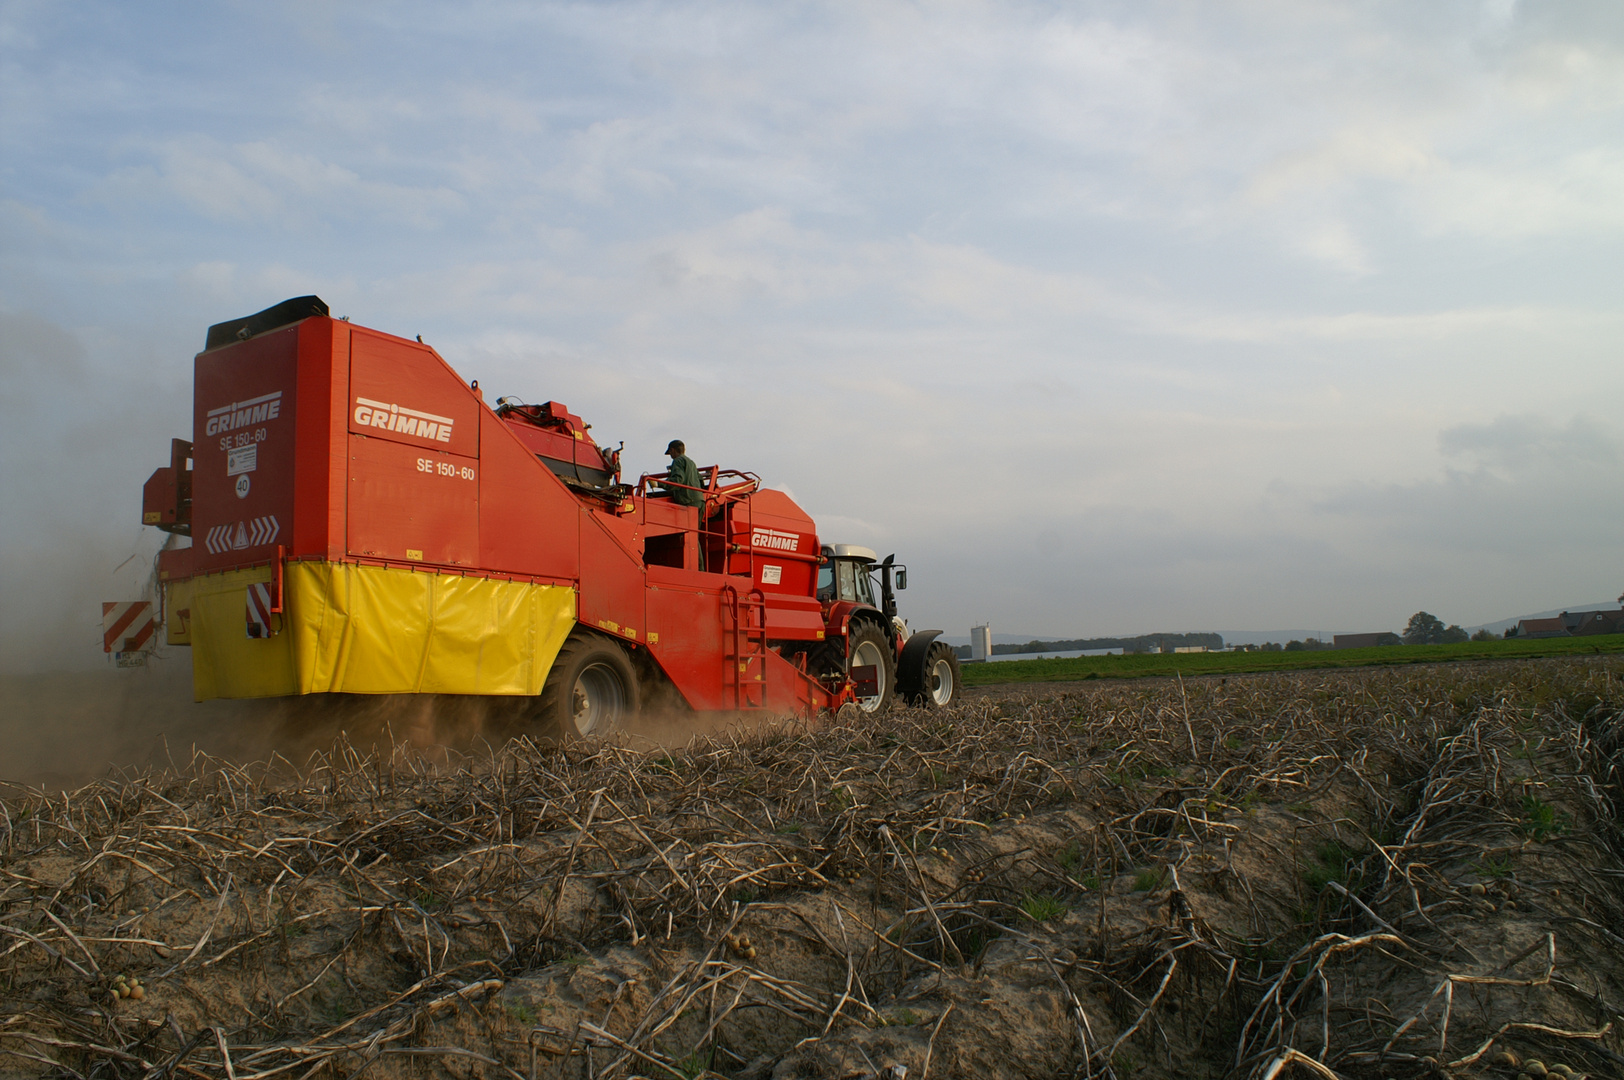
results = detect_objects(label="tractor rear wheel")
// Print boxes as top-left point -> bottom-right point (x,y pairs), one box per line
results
537,633 -> 640,739
917,641 -> 962,709
847,621 -> 895,714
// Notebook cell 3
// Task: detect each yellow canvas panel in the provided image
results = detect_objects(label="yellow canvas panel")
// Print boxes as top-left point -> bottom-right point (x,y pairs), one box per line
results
186,566 -> 298,700
416,571 -> 575,694
300,562 -> 433,694
183,561 -> 576,701
165,576 -> 194,646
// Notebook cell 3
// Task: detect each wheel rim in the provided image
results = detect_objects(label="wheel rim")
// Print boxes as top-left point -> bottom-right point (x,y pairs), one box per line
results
851,639 -> 887,713
571,661 -> 628,736
928,657 -> 954,705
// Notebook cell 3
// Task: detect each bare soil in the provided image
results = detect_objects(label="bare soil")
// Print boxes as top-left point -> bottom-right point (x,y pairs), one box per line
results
3,659 -> 1623,1080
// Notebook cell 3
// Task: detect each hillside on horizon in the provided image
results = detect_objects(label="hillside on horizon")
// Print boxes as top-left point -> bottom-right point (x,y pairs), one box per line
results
940,599 -> 1622,649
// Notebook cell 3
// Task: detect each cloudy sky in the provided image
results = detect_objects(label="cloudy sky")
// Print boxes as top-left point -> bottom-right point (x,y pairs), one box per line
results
3,0 -> 1621,670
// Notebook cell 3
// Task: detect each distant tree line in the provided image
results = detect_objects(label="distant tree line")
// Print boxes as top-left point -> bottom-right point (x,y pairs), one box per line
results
954,632 -> 1223,659
953,614 -> 1508,661
1403,611 -> 1471,644
1227,638 -> 1348,651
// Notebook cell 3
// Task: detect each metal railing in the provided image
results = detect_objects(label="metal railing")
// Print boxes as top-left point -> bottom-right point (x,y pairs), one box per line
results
635,468 -> 762,576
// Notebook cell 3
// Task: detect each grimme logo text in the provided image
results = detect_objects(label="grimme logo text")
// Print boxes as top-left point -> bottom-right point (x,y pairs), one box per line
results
751,528 -> 800,551
354,397 -> 454,442
205,391 -> 282,435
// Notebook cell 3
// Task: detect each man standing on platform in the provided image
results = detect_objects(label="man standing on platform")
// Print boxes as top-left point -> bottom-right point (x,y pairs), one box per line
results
662,440 -> 704,507
661,440 -> 707,570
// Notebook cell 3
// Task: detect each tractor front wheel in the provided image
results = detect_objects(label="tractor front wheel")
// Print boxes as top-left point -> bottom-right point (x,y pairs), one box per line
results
537,633 -> 641,739
847,621 -> 896,714
917,641 -> 962,709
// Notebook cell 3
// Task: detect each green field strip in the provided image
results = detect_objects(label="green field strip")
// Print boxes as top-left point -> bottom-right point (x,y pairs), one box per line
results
961,634 -> 1624,686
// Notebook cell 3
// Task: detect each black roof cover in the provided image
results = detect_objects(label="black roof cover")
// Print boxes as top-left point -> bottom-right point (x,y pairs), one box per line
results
204,296 -> 329,351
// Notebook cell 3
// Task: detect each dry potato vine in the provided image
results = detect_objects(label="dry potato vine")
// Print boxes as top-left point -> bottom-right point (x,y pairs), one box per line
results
2,659 -> 1622,1079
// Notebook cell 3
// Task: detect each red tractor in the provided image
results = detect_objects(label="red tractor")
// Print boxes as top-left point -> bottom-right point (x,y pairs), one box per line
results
140,296 -> 961,737
805,545 -> 961,715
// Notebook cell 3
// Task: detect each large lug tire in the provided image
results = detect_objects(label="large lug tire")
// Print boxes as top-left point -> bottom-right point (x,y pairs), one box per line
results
846,621 -> 896,715
537,632 -> 641,739
916,641 -> 963,709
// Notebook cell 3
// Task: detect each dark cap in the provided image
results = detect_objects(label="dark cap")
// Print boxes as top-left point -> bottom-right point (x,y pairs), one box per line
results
665,439 -> 685,455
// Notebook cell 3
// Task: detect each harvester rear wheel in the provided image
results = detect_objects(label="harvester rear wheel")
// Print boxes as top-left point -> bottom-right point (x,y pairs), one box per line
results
917,641 -> 962,709
538,633 -> 640,739
847,621 -> 895,714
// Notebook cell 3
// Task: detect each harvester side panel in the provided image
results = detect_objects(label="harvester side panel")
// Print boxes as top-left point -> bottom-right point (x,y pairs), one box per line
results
640,501 -> 701,572
346,435 -> 479,565
291,318 -> 349,561
193,327 -> 299,572
761,595 -> 825,641
646,566 -> 729,709
348,329 -> 481,458
503,418 -> 613,478
578,507 -> 648,647
723,490 -> 824,642
476,409 -> 580,582
759,648 -> 829,716
345,329 -> 482,566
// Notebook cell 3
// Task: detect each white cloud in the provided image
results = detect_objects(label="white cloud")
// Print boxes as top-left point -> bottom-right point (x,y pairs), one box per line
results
3,1 -> 1624,665
1286,219 -> 1372,275
1248,125 -> 1441,205
1439,413 -> 1620,471
1414,149 -> 1624,238
94,138 -> 466,227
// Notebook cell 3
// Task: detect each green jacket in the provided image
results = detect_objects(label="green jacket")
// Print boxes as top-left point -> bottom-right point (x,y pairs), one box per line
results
664,454 -> 704,507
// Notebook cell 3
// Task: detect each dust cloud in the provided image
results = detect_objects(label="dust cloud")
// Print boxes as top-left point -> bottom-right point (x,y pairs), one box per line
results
1,653 -> 519,790
0,651 -> 787,791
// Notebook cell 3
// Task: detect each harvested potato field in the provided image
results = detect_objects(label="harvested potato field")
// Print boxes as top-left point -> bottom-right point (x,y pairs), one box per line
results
3,659 -> 1623,1080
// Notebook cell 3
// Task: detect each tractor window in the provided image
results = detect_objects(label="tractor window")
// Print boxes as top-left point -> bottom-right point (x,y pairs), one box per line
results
834,560 -> 857,602
822,559 -> 876,605
854,568 -> 875,606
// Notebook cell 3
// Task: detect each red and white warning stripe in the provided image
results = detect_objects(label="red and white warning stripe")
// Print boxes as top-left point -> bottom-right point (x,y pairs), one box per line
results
204,515 -> 279,555
248,515 -> 280,546
103,601 -> 157,654
246,582 -> 278,638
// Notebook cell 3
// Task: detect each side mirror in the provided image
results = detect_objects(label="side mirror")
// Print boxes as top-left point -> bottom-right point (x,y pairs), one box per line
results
895,568 -> 907,590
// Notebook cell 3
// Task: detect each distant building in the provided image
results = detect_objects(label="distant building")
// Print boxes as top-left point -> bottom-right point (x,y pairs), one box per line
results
1334,633 -> 1400,649
1173,646 -> 1207,653
1515,617 -> 1569,639
970,624 -> 992,662
1564,609 -> 1624,636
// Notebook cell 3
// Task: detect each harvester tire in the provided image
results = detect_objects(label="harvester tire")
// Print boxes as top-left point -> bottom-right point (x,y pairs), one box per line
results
915,641 -> 962,709
537,633 -> 641,739
847,621 -> 895,714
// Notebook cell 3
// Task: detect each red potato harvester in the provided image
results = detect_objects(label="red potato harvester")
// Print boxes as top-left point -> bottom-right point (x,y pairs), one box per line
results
140,297 -> 962,737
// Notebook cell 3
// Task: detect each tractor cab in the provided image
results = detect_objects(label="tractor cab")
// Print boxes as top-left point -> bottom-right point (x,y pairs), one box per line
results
817,544 -> 907,612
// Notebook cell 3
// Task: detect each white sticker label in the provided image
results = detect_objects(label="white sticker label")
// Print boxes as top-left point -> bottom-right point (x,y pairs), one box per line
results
761,565 -> 783,585
227,444 -> 258,476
